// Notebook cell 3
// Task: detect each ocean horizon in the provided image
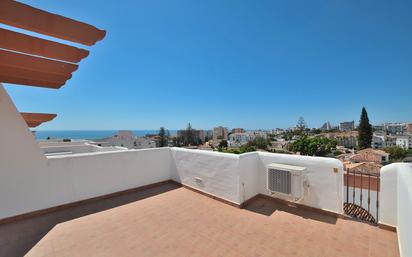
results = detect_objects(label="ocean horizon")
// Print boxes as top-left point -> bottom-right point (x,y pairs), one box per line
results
33,130 -> 178,140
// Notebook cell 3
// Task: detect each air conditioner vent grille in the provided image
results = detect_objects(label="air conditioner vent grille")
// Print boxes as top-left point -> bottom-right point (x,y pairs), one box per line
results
268,168 -> 291,194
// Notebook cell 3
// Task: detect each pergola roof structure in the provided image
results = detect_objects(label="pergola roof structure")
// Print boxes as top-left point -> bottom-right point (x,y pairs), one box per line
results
0,0 -> 105,127
20,112 -> 57,128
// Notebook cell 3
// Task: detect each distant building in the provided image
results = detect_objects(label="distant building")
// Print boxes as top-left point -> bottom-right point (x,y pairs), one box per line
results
38,139 -> 126,156
396,136 -> 411,149
373,125 -> 384,132
270,128 -> 284,135
213,126 -> 228,141
349,148 -> 389,164
320,121 -> 332,131
95,130 -> 156,149
322,131 -> 358,149
287,126 -> 299,132
205,130 -> 213,140
177,129 -> 205,143
231,128 -> 245,134
228,133 -> 253,146
228,131 -> 268,147
339,121 -> 355,132
372,134 -> 385,148
382,122 -> 407,135
345,162 -> 382,175
408,123 -> 412,133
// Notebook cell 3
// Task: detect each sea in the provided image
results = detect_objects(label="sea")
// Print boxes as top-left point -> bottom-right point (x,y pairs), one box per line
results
34,130 -> 178,140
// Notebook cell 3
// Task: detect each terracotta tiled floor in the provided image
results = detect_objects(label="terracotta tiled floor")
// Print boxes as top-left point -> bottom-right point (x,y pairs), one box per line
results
3,182 -> 399,257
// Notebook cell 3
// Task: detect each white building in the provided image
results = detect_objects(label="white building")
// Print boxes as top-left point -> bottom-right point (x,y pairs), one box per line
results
39,140 -> 126,156
270,128 -> 284,135
396,136 -> 411,149
96,130 -> 156,149
228,131 -> 267,147
382,122 -> 408,135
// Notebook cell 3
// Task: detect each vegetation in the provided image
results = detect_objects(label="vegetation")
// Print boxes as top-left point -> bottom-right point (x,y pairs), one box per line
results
158,127 -> 169,147
218,140 -> 228,148
289,136 -> 337,156
252,136 -> 270,150
296,116 -> 307,131
219,141 -> 256,154
358,107 -> 372,149
282,130 -> 302,141
218,136 -> 270,154
384,146 -> 408,162
176,123 -> 200,146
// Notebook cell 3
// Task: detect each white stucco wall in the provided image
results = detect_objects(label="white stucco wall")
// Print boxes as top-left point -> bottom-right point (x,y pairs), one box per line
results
0,84 -> 50,219
170,149 -> 344,214
381,163 -> 412,257
380,164 -> 399,226
171,148 -> 241,204
257,152 -> 344,214
46,148 -> 172,208
239,152 -> 263,202
0,84 -> 173,219
41,143 -> 126,155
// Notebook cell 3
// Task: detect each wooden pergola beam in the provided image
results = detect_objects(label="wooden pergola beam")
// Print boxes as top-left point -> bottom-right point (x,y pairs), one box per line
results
0,28 -> 89,63
0,0 -> 106,46
20,112 -> 57,128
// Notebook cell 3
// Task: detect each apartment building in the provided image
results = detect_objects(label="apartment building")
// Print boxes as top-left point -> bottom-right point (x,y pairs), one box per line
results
231,128 -> 245,133
339,121 -> 355,131
213,126 -> 228,141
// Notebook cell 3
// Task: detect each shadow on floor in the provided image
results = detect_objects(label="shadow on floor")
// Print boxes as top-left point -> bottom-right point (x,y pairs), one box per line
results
0,182 -> 181,257
244,195 -> 338,225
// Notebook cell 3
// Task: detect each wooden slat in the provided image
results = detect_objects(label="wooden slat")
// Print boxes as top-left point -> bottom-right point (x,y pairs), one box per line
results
0,0 -> 105,46
0,65 -> 71,83
0,28 -> 89,63
0,75 -> 64,89
0,49 -> 77,75
20,112 -> 57,128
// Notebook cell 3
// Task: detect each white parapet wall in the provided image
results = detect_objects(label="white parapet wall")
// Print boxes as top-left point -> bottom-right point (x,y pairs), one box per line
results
171,148 -> 344,214
257,152 -> 344,214
0,83 -> 344,220
380,163 -> 412,257
171,148 -> 241,204
46,148 -> 173,209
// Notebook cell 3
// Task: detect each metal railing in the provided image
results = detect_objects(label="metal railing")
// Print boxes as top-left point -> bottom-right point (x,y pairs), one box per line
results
344,168 -> 380,224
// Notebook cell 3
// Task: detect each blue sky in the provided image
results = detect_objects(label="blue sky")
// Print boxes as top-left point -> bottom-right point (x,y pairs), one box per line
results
3,0 -> 412,130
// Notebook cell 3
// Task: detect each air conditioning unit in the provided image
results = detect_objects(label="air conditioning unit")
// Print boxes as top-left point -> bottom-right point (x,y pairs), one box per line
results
267,163 -> 308,201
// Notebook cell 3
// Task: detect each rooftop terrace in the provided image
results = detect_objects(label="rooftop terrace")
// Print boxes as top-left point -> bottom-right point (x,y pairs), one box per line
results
0,2 -> 411,256
1,182 -> 399,257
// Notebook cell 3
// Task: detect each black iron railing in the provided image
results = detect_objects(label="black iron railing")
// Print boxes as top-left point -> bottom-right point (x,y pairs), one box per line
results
344,168 -> 380,224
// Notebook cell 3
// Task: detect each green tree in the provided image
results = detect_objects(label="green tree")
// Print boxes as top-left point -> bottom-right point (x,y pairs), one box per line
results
358,107 -> 372,149
289,136 -> 337,156
218,139 -> 228,148
158,127 -> 169,147
296,116 -> 307,131
252,136 -> 270,150
181,122 -> 195,146
384,146 -> 407,161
